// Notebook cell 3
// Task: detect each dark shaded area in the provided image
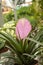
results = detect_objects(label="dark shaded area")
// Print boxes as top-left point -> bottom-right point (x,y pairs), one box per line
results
29,60 -> 38,65
0,47 -> 8,53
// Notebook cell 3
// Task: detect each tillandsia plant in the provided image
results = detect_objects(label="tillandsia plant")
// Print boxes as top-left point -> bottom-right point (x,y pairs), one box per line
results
16,18 -> 32,39
0,18 -> 43,65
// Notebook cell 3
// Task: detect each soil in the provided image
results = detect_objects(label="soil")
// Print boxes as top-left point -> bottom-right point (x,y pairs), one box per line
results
0,47 -> 8,53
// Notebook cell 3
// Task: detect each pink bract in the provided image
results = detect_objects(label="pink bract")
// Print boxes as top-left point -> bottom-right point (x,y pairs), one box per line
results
16,18 -> 32,39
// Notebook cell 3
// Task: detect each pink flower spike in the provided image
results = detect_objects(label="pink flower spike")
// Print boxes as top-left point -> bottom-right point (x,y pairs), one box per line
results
16,18 -> 32,39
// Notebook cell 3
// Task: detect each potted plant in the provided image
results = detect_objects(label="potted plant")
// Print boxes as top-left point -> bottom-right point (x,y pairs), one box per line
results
0,18 -> 43,65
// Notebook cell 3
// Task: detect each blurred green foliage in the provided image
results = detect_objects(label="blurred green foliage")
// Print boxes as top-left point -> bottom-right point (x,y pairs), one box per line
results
3,5 -> 39,29
3,0 -> 43,30
32,0 -> 43,28
17,6 -> 38,28
3,11 -> 14,22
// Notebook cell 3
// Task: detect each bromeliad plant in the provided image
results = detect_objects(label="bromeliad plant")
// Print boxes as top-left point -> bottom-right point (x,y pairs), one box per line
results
0,18 -> 43,65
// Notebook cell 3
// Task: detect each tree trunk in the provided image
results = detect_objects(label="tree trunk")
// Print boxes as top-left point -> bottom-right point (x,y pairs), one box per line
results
13,0 -> 18,21
0,0 -> 4,27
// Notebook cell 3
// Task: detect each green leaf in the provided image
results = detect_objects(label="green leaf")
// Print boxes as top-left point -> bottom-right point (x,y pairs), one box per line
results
0,41 -> 5,49
0,32 -> 23,53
